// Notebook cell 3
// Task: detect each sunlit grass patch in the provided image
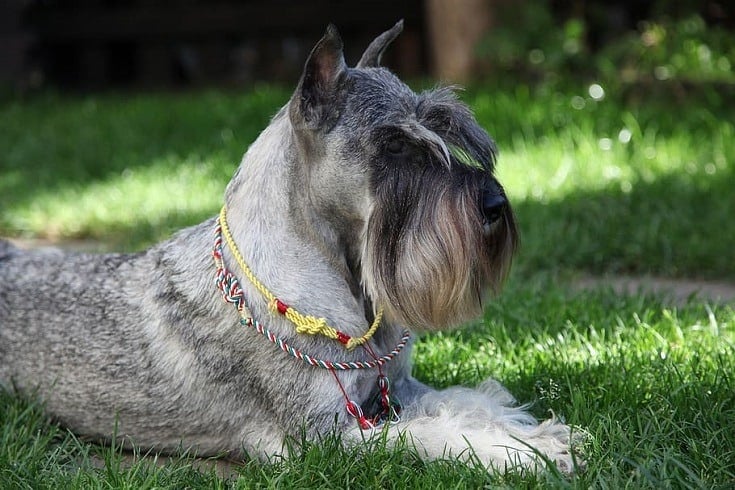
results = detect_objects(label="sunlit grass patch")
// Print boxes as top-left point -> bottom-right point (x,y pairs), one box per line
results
412,281 -> 735,487
7,153 -> 228,245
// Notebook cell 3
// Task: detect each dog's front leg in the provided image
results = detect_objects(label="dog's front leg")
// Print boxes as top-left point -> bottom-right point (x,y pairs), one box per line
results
374,378 -> 575,472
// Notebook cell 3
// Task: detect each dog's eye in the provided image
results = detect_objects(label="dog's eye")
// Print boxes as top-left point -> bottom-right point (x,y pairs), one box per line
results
386,138 -> 407,155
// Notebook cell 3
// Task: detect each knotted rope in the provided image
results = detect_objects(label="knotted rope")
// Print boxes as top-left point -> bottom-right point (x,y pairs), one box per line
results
218,206 -> 382,350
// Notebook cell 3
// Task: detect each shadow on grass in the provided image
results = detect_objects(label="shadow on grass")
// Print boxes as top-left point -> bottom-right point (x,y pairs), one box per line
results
513,164 -> 735,280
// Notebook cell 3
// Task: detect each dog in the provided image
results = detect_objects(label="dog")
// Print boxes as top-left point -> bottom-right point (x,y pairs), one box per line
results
0,22 -> 574,472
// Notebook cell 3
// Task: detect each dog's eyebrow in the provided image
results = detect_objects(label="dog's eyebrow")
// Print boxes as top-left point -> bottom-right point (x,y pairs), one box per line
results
414,96 -> 496,172
395,121 -> 451,167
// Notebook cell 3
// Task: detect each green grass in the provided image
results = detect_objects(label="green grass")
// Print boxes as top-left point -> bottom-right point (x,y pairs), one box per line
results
479,83 -> 735,278
0,87 -> 290,247
1,81 -> 734,488
2,285 -> 733,488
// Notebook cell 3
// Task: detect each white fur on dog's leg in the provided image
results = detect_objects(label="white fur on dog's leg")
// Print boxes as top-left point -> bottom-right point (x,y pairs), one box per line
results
371,378 -> 575,473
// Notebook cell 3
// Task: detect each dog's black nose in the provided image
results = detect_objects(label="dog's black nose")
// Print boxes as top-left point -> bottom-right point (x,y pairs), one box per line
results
482,191 -> 506,225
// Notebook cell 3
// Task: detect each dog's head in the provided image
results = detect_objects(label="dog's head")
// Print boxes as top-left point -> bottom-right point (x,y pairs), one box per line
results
287,22 -> 518,331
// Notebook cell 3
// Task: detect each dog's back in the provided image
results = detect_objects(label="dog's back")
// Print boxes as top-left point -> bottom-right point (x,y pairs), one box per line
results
0,239 -> 174,436
0,226 -> 284,457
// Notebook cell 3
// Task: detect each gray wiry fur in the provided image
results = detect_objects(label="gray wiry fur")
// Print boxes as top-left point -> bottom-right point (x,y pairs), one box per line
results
0,22 -> 575,472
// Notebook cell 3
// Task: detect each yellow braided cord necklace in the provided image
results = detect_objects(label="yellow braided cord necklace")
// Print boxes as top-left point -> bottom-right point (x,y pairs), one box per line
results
218,206 -> 383,350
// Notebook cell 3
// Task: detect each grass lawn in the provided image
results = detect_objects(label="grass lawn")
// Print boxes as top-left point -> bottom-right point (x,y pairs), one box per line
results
1,81 -> 734,488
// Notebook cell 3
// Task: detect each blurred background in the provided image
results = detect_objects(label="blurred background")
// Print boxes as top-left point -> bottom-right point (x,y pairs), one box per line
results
1,0 -> 733,92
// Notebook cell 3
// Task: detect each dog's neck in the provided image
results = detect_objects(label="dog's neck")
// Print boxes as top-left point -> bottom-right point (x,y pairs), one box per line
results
222,110 -> 372,338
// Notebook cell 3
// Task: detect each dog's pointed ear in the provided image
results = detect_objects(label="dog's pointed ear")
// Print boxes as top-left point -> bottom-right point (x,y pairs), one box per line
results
290,24 -> 348,130
356,20 -> 404,68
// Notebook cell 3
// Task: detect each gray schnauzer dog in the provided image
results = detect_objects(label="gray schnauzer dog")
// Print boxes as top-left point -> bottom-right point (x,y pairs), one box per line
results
0,22 -> 574,472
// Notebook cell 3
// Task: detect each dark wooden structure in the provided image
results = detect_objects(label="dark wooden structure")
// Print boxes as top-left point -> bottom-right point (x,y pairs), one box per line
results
18,1 -> 427,90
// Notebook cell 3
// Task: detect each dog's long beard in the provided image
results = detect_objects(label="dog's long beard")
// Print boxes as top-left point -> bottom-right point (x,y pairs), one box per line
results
362,187 -> 515,331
